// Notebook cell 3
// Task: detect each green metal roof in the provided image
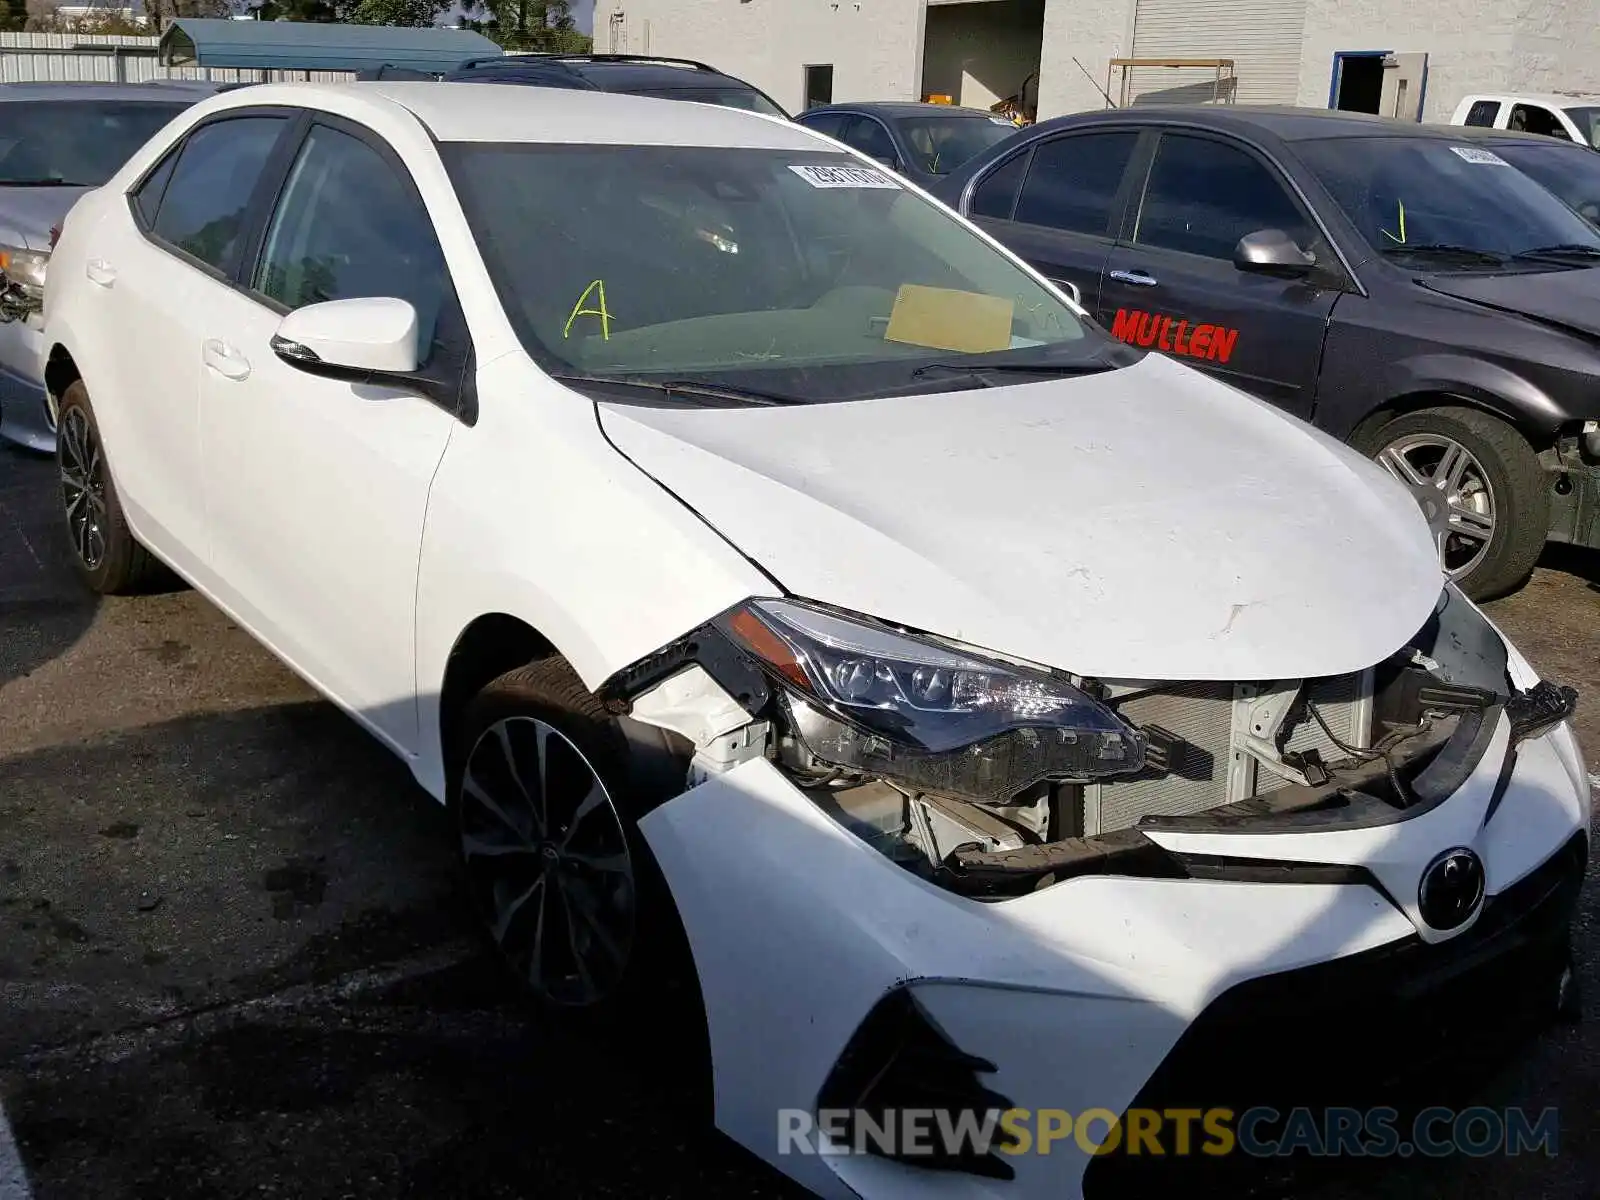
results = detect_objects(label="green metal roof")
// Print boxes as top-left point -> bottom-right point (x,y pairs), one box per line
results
158,18 -> 501,74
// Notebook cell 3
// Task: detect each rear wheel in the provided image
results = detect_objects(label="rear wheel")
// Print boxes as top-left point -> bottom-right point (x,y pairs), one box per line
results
1359,405 -> 1548,601
55,381 -> 161,595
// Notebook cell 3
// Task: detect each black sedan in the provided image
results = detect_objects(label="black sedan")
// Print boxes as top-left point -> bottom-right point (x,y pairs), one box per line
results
794,101 -> 1021,191
932,105 -> 1600,600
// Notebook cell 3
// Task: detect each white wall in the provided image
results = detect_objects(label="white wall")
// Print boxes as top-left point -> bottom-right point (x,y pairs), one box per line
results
601,0 -> 929,114
1510,0 -> 1600,99
1293,0 -> 1521,121
1036,0 -> 1133,119
605,0 -> 1600,125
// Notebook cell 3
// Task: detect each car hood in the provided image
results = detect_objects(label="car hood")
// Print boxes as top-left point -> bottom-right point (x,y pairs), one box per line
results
0,185 -> 90,248
1417,266 -> 1600,340
598,353 -> 1444,683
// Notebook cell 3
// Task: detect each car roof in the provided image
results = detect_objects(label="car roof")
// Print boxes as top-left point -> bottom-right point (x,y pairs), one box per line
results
454,53 -> 760,93
0,81 -> 207,104
1033,104 -> 1503,143
199,80 -> 821,149
800,102 -> 1005,119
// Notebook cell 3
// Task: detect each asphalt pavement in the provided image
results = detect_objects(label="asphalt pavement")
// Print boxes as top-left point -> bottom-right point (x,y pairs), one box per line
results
1,441 -> 1597,1199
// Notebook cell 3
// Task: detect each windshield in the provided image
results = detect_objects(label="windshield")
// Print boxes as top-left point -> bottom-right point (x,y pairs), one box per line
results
896,113 -> 1018,175
0,100 -> 189,186
1560,105 -> 1600,149
636,86 -> 789,119
1489,142 -> 1600,227
1295,135 -> 1600,266
443,143 -> 1105,402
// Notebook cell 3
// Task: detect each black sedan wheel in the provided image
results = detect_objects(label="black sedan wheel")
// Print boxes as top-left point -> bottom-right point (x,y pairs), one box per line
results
1362,405 -> 1548,601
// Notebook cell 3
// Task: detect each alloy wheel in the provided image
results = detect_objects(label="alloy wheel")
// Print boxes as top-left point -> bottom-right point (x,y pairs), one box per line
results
458,716 -> 636,1007
1376,433 -> 1496,580
58,405 -> 107,571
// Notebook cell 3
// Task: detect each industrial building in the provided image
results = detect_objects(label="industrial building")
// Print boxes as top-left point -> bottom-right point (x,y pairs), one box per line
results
598,0 -> 1600,124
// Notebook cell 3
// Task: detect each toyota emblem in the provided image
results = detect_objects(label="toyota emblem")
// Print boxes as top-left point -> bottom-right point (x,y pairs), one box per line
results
1418,848 -> 1486,931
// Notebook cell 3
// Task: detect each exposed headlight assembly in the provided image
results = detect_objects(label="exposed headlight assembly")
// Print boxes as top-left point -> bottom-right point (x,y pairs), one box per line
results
0,243 -> 47,320
717,599 -> 1145,802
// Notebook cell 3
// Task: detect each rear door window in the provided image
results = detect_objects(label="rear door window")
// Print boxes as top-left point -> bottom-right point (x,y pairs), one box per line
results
1463,100 -> 1501,127
149,115 -> 289,274
1013,131 -> 1139,237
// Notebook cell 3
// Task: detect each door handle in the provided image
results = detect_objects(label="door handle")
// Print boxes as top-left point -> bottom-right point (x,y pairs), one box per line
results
85,258 -> 116,287
1109,268 -> 1159,287
202,338 -> 251,381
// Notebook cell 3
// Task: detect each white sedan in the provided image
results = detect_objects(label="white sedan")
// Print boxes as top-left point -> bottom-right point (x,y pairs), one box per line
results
43,81 -> 1589,1197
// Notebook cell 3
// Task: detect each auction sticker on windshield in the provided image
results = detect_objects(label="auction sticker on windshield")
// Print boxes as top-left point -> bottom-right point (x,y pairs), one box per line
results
789,164 -> 901,189
1450,146 -> 1511,166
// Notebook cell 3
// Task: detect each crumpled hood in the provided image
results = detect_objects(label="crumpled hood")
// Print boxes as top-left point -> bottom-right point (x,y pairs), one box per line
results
599,353 -> 1444,682
1417,266 -> 1600,341
0,185 -> 89,249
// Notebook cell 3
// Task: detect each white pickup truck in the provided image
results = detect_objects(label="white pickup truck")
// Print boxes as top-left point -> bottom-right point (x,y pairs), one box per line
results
1451,92 -> 1600,148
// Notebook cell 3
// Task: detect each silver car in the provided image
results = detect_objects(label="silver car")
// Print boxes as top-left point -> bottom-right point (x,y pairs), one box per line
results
0,82 -> 214,452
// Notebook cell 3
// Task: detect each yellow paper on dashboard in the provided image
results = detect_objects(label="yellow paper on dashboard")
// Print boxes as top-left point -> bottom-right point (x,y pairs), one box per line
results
883,284 -> 1014,354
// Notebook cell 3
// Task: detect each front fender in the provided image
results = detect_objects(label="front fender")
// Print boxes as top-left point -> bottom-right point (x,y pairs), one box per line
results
410,354 -> 774,801
1383,352 -> 1569,437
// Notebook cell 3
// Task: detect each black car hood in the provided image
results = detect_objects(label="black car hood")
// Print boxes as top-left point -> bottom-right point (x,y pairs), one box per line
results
1417,267 -> 1600,340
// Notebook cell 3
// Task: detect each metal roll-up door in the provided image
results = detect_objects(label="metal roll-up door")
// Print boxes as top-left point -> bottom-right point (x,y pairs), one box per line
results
1127,0 -> 1310,106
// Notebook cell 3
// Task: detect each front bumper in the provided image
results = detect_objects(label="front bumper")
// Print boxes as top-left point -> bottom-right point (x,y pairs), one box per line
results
637,711 -> 1590,1200
0,313 -> 54,453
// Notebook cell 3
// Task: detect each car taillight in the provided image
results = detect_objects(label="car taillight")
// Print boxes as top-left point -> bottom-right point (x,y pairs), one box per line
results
49,224 -> 61,250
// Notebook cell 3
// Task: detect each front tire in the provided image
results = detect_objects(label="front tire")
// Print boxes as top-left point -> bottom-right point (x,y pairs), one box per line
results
452,658 -> 704,1039
55,381 -> 161,595
1359,405 -> 1548,601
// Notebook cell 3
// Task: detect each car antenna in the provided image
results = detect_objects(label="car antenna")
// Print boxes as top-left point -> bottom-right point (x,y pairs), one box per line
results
1073,57 -> 1118,109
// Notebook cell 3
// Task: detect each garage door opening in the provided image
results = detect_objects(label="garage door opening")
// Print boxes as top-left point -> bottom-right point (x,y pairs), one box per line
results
920,0 -> 1044,122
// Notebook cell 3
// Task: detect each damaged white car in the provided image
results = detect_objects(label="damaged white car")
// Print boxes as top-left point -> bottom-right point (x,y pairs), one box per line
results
43,81 -> 1590,1198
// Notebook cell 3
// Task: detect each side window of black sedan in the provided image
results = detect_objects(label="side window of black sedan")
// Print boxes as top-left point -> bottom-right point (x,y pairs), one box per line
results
969,149 -> 1030,219
1013,131 -> 1140,237
1133,133 -> 1319,261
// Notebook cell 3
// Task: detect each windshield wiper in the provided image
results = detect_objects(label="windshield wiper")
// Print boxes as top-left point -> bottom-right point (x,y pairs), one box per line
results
1511,243 -> 1600,263
0,178 -> 92,188
552,372 -> 807,407
1381,244 -> 1508,265
910,354 -> 1128,381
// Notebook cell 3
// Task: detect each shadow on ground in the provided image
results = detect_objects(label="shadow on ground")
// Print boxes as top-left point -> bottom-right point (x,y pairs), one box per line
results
0,446 -> 98,689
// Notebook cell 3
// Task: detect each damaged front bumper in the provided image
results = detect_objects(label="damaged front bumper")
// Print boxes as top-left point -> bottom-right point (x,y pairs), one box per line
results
635,695 -> 1589,1200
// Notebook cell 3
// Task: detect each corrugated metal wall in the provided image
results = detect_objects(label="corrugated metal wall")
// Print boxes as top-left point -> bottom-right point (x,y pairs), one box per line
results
0,32 -> 355,85
1124,0 -> 1310,106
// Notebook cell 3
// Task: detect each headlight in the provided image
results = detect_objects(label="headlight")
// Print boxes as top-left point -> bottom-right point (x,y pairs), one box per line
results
716,598 -> 1144,801
0,244 -> 48,301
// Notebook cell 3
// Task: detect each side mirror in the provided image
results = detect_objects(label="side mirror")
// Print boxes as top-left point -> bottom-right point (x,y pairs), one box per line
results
270,296 -> 419,377
1234,228 -> 1317,275
1579,201 -> 1600,227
